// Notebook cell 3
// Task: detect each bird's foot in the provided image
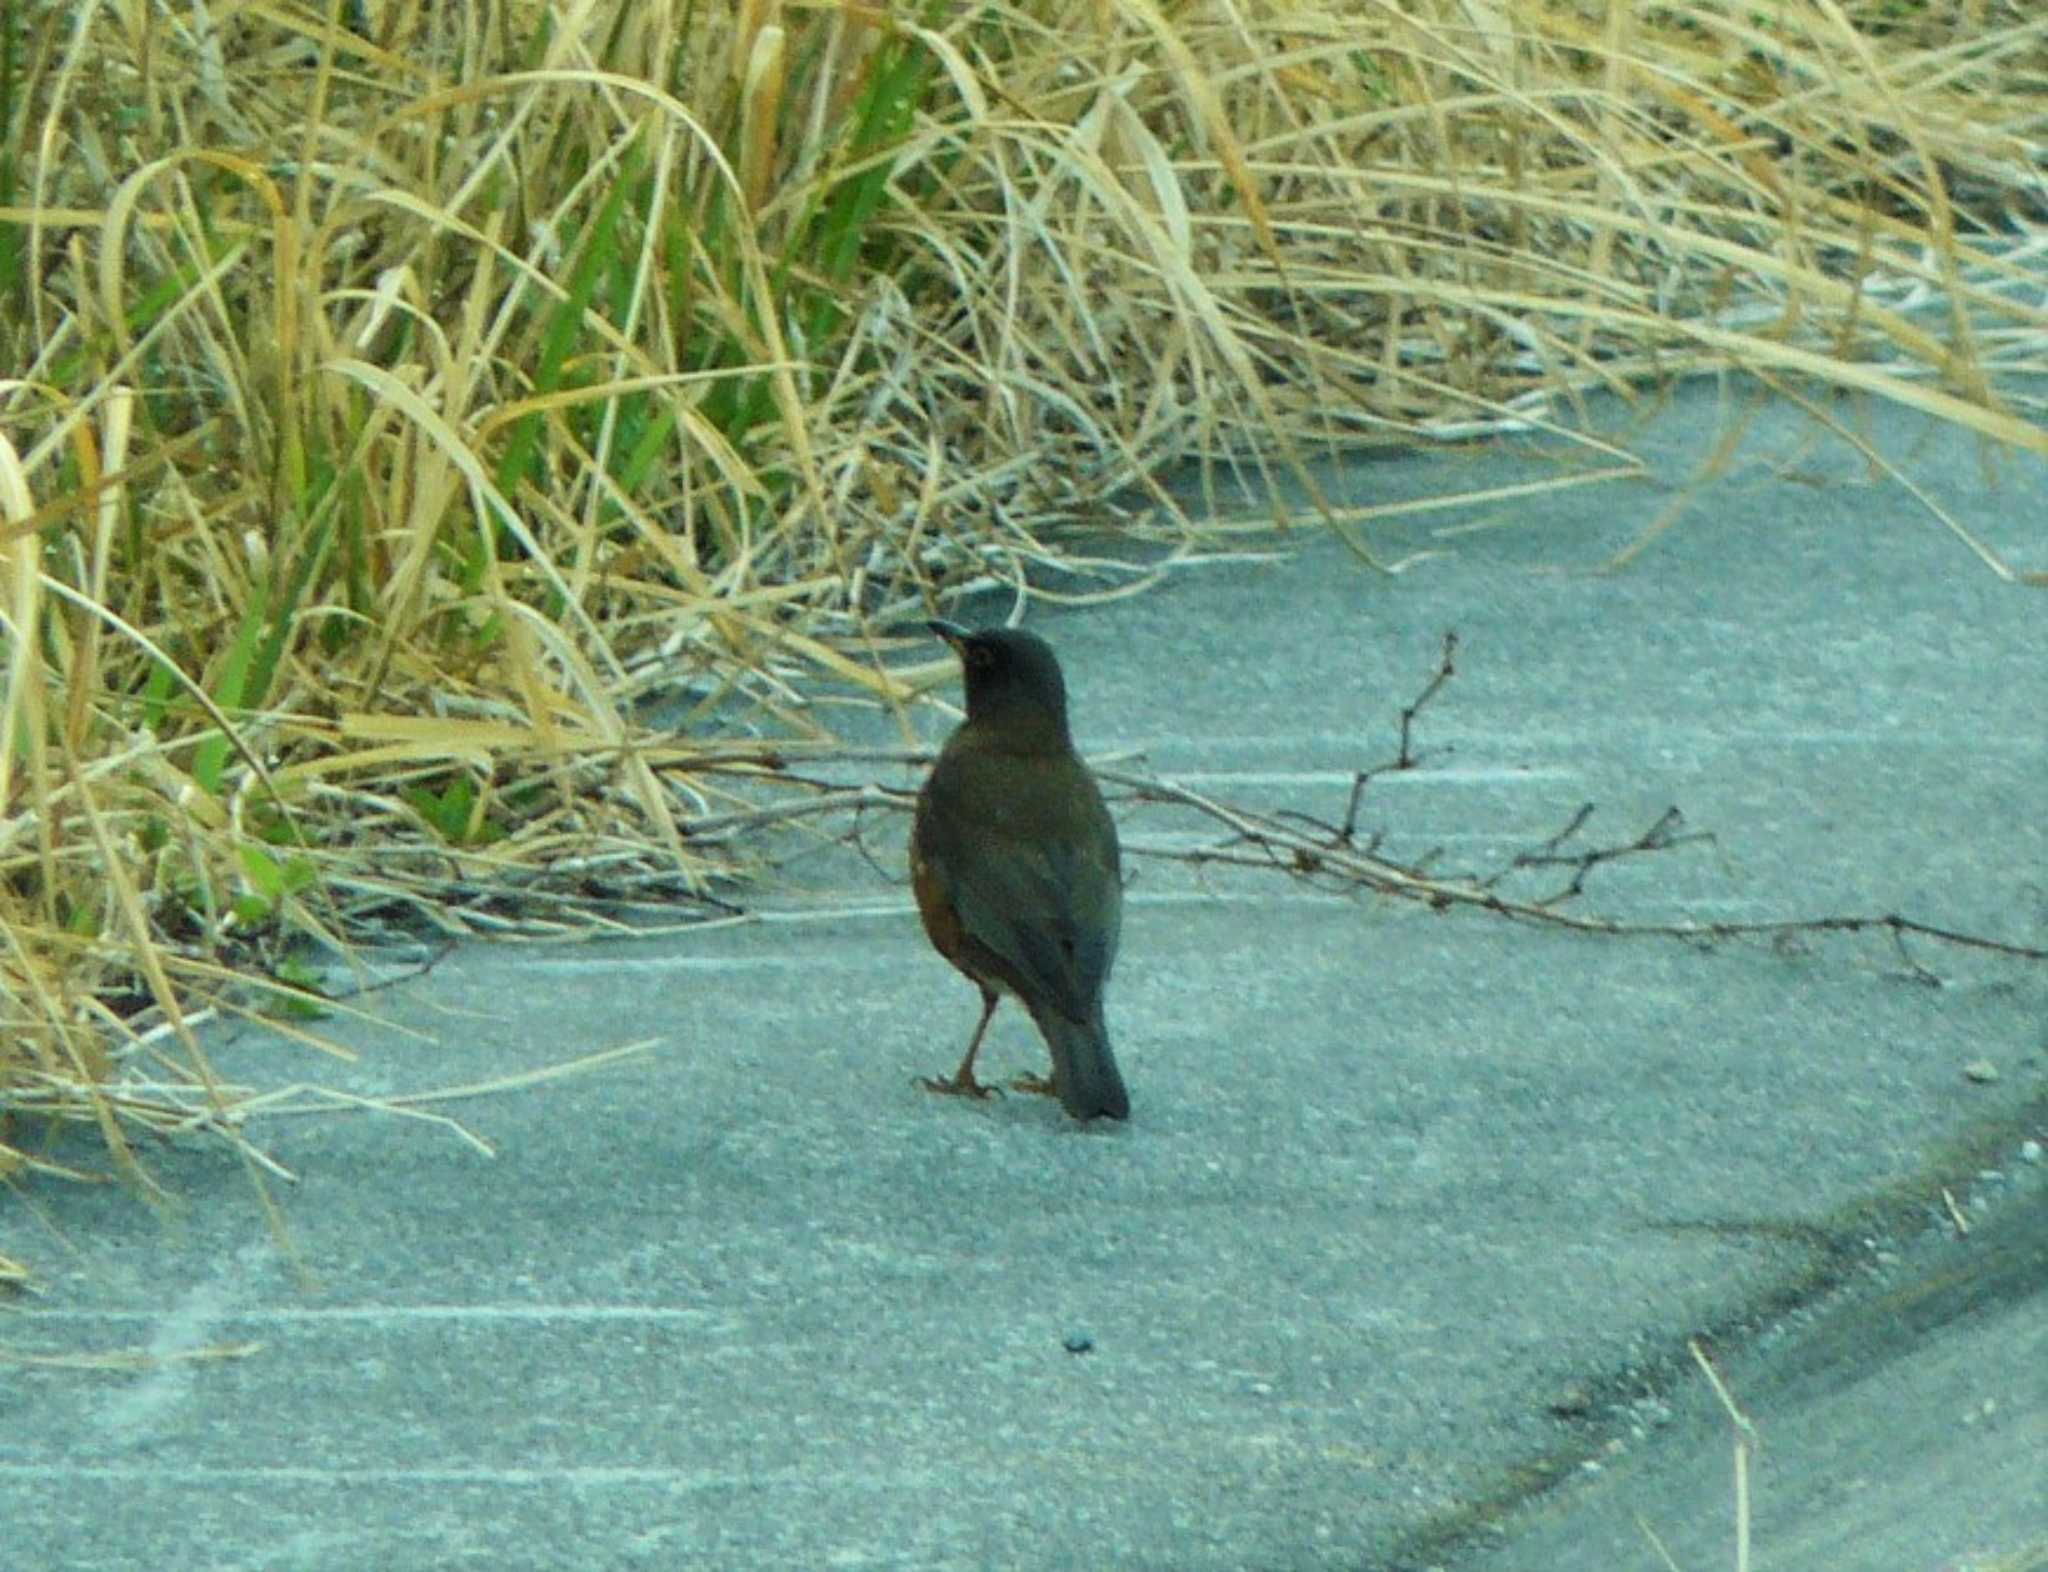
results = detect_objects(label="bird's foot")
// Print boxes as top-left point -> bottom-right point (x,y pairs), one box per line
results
1009,1072 -> 1061,1099
919,1070 -> 1001,1101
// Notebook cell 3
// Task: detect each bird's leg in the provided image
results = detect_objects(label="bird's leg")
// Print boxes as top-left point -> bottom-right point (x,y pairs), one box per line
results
920,987 -> 1003,1100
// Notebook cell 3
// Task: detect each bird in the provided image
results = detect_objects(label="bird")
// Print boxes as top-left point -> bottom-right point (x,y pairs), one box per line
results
909,620 -> 1130,1121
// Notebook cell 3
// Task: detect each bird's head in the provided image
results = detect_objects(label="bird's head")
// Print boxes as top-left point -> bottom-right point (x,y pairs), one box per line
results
929,620 -> 1074,747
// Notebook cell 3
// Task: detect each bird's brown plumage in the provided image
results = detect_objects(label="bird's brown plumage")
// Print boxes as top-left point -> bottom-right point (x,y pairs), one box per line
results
910,621 -> 1128,1121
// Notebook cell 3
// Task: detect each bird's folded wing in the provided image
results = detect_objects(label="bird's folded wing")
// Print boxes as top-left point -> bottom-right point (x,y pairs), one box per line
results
948,835 -> 1116,1024
919,774 -> 1119,1025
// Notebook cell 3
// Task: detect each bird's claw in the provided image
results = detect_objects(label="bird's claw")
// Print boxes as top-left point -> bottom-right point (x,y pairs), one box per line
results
919,1072 -> 1002,1101
1009,1072 -> 1060,1099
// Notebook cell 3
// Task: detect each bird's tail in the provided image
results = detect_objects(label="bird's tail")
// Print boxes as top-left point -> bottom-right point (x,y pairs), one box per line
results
1039,1007 -> 1129,1121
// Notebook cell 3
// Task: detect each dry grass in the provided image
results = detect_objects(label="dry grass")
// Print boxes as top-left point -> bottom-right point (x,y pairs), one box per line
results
2,0 -> 2046,1223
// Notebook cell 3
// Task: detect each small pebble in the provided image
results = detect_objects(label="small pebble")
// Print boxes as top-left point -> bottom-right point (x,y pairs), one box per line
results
1549,1384 -> 1592,1418
1962,1059 -> 1999,1083
1062,1333 -> 1094,1355
2019,1140 -> 2042,1166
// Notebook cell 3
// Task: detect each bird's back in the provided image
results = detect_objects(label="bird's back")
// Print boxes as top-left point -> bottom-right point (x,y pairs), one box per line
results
916,725 -> 1121,1024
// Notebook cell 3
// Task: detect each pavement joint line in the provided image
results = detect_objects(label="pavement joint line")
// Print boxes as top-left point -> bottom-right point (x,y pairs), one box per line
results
1141,768 -> 1580,785
0,1466 -> 749,1485
498,889 -> 1417,947
1123,730 -> 2029,750
10,1306 -> 731,1322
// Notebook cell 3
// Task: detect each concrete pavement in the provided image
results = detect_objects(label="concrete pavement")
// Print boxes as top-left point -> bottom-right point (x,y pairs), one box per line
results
3,379 -> 2043,1569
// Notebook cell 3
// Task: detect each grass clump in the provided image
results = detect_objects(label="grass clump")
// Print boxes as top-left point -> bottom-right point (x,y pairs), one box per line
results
1,0 -> 2044,1217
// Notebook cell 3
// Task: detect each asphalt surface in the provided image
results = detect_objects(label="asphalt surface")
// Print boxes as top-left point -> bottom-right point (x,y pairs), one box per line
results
3,380 -> 2044,1570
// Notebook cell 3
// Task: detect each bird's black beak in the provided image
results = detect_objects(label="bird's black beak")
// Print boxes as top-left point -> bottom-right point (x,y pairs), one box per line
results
928,619 -> 970,653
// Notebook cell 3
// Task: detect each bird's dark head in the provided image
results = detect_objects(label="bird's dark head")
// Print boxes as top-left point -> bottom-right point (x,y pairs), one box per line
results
930,620 -> 1073,746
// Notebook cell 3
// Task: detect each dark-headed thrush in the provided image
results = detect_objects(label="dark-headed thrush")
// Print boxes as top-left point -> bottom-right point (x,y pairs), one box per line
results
910,621 -> 1129,1121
